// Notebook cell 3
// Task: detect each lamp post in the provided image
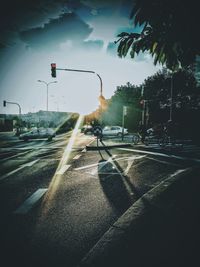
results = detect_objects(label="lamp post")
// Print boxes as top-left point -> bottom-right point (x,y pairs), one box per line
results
37,80 -> 57,111
140,85 -> 147,126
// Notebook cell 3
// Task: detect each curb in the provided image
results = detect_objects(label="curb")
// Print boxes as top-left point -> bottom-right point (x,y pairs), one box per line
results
86,143 -> 132,151
78,166 -> 200,267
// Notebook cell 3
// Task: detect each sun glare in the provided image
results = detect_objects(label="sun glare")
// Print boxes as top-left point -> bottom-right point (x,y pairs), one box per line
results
40,114 -> 84,214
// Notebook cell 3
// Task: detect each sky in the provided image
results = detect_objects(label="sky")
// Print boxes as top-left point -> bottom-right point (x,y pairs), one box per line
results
0,0 -> 161,115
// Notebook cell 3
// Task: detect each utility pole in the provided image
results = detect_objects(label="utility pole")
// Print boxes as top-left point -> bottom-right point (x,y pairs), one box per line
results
169,72 -> 173,121
122,106 -> 127,141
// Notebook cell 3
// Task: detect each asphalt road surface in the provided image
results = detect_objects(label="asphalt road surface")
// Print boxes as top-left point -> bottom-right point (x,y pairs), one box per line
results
0,131 -> 199,267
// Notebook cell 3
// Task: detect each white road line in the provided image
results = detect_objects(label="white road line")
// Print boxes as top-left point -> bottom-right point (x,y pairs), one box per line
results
124,159 -> 135,175
90,155 -> 120,175
146,156 -> 181,166
0,159 -> 39,181
56,164 -> 71,175
74,155 -> 146,172
73,154 -> 81,160
75,162 -> 100,171
22,159 -> 39,167
0,150 -> 30,161
14,188 -> 48,214
118,148 -> 200,163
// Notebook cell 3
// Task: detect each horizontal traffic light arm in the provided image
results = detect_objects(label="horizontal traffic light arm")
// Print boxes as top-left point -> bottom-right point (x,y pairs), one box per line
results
56,68 -> 95,74
55,67 -> 103,95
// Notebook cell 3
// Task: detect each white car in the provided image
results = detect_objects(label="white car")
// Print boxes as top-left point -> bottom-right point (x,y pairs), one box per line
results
102,126 -> 128,136
19,128 -> 56,141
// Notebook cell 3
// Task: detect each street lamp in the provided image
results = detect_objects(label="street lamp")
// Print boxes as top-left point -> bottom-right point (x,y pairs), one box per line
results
37,80 -> 57,111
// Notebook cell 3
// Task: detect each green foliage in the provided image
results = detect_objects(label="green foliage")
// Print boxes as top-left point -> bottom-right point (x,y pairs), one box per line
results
117,0 -> 200,70
88,67 -> 200,139
100,82 -> 142,131
56,113 -> 79,134
140,68 -> 200,125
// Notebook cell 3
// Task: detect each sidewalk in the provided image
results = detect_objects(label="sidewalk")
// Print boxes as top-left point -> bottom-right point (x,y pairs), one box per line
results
78,166 -> 200,267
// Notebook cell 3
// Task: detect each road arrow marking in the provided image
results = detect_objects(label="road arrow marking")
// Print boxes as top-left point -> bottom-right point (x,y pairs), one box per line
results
14,188 -> 48,214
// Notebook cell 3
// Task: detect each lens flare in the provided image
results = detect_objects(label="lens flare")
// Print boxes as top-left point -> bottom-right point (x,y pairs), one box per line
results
41,114 -> 84,214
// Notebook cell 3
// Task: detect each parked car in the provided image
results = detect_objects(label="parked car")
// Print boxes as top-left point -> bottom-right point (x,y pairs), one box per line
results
19,128 -> 56,141
13,127 -> 28,136
81,125 -> 94,134
102,126 -> 128,136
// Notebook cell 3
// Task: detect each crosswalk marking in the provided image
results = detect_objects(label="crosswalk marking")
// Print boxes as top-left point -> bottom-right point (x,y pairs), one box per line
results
14,188 -> 48,214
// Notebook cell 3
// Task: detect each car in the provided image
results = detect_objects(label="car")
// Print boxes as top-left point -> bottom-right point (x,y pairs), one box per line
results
19,128 -> 56,141
102,126 -> 128,136
81,125 -> 94,134
13,127 -> 28,136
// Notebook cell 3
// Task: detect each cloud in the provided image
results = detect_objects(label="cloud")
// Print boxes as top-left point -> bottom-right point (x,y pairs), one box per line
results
81,0 -> 132,10
0,1 -> 69,47
19,12 -> 93,50
0,0 -> 134,49
107,41 -> 118,55
81,40 -> 104,51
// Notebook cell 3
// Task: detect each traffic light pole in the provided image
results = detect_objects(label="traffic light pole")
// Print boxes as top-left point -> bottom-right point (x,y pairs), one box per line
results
56,67 -> 103,96
3,100 -> 22,135
3,100 -> 22,116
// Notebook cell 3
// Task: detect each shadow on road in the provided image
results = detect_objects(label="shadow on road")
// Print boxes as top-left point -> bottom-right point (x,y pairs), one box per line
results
97,140 -> 142,215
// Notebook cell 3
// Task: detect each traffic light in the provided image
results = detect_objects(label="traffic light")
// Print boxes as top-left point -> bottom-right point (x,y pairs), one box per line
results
51,63 -> 56,78
3,100 -> 6,107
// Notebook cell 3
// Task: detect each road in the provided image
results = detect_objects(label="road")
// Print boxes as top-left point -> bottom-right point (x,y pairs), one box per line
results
0,132 -> 199,267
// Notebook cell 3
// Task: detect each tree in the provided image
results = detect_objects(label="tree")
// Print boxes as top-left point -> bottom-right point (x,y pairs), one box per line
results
116,0 -> 200,70
100,82 -> 142,131
140,68 -> 200,140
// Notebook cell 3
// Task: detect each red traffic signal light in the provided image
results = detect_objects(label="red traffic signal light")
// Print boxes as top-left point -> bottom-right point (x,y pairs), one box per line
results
51,63 -> 56,78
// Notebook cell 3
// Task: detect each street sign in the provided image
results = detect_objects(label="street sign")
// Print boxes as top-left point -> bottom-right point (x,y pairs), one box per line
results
123,106 -> 128,115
